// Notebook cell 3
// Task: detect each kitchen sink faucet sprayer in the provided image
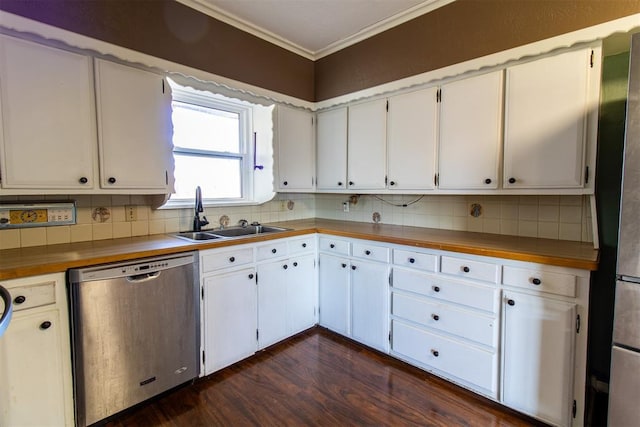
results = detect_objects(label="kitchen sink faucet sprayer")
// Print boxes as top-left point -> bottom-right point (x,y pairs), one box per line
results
193,186 -> 209,231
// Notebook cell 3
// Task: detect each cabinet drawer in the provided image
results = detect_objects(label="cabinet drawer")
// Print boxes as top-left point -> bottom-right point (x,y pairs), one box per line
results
393,249 -> 437,272
202,247 -> 254,273
441,256 -> 498,283
256,241 -> 288,261
319,237 -> 349,255
502,266 -> 576,297
392,268 -> 498,313
288,236 -> 316,255
351,242 -> 389,263
392,293 -> 496,347
392,320 -> 496,394
0,281 -> 56,312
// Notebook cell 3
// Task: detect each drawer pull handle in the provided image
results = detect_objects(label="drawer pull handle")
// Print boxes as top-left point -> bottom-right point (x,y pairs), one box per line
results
432,314 -> 439,321
40,321 -> 52,330
229,257 -> 235,263
302,243 -> 307,248
531,277 -> 542,285
433,286 -> 440,292
14,295 -> 26,304
248,274 -> 254,279
283,264 -> 288,270
507,299 -> 515,306
341,263 -> 347,268
462,266 -> 470,273
408,258 -> 415,264
431,349 -> 439,357
365,250 -> 371,255
272,248 -> 277,254
293,262 -> 298,267
330,244 -> 335,249
351,265 -> 357,270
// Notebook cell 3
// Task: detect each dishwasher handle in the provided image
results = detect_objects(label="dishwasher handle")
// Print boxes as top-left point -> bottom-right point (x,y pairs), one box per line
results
0,285 -> 13,337
126,271 -> 162,283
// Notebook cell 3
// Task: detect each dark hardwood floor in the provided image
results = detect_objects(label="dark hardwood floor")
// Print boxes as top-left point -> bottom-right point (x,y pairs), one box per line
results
104,327 -> 545,427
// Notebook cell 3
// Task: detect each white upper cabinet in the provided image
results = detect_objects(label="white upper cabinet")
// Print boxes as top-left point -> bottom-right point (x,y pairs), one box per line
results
387,87 -> 438,191
438,71 -> 503,190
95,59 -> 173,191
347,99 -> 387,190
0,35 -> 96,190
316,107 -> 348,190
276,105 -> 315,192
503,48 -> 594,189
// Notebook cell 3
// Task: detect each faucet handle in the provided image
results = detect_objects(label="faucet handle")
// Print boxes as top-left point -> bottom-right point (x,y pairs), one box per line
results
201,216 -> 209,226
251,221 -> 261,226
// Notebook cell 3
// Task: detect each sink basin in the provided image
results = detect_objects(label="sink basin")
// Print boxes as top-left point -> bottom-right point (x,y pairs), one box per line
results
173,231 -> 222,241
210,225 -> 290,238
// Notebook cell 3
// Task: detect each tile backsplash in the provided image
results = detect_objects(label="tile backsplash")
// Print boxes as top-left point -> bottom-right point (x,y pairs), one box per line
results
0,193 -> 593,249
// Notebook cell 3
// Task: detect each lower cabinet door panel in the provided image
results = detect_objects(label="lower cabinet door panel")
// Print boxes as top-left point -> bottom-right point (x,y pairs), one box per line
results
392,320 -> 496,395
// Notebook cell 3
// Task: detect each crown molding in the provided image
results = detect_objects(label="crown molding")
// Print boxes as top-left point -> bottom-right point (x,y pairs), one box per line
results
175,0 -> 455,60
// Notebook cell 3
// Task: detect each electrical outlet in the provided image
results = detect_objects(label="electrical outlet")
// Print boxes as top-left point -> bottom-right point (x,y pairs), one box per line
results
125,205 -> 137,222
343,202 -> 349,212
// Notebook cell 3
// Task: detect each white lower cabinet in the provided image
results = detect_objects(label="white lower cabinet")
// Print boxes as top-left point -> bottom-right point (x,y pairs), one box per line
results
501,290 -> 577,426
318,253 -> 350,335
350,259 -> 389,352
0,273 -> 74,426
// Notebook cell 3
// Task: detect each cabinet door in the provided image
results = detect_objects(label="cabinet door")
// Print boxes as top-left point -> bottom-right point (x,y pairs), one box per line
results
277,106 -> 314,191
387,88 -> 438,190
257,260 -> 289,349
351,260 -> 389,352
318,254 -> 350,335
287,254 -> 317,334
0,35 -> 96,189
203,268 -> 257,374
439,71 -> 503,189
502,291 -> 576,426
95,59 -> 173,190
316,107 -> 348,190
504,49 -> 592,188
0,308 -> 69,426
347,99 -> 387,190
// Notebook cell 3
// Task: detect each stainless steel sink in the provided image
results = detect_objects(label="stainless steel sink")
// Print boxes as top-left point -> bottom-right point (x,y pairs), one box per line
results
173,231 -> 222,241
210,225 -> 290,238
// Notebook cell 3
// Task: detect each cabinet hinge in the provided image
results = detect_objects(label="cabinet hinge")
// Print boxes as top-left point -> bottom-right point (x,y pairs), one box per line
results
388,331 -> 392,343
572,400 -> 577,418
584,166 -> 589,184
311,116 -> 314,126
385,176 -> 388,185
256,329 -> 259,340
434,173 -> 439,186
255,273 -> 258,284
389,271 -> 392,286
201,286 -> 204,300
386,100 -> 389,112
436,88 -> 442,103
165,170 -> 169,185
576,314 -> 581,334
590,50 -> 594,68
162,79 -> 165,93
202,350 -> 205,365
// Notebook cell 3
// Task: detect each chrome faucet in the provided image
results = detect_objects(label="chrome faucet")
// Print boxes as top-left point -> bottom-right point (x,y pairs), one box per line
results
193,186 -> 209,231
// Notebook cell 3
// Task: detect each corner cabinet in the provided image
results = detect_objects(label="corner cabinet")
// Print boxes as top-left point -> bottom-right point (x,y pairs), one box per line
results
95,59 -> 174,191
275,105 -> 315,192
0,273 -> 74,427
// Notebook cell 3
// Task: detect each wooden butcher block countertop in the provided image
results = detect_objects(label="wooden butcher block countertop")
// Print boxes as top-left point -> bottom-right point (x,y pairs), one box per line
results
0,218 -> 599,280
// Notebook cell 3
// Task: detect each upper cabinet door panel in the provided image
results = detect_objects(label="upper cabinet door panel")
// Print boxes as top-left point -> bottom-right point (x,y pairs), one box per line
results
0,36 -> 96,189
95,59 -> 173,190
276,105 -> 314,191
439,71 -> 503,190
387,87 -> 438,190
503,49 -> 592,189
316,107 -> 347,190
348,99 -> 387,190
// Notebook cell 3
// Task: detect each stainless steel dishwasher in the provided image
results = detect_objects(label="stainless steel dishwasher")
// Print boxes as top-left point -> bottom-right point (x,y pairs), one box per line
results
68,252 -> 199,426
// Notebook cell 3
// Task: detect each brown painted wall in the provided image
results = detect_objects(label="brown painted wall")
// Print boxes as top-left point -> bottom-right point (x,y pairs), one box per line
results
0,0 -> 315,101
315,0 -> 640,100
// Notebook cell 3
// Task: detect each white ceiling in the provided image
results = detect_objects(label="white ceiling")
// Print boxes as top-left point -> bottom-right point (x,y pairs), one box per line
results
177,0 -> 454,59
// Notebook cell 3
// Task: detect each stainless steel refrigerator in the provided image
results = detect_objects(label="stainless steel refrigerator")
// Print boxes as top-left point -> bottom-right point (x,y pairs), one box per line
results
609,31 -> 640,426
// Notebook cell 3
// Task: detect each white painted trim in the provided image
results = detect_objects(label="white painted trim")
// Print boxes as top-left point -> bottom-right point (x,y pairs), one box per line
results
176,0 -> 455,60
315,14 -> 640,110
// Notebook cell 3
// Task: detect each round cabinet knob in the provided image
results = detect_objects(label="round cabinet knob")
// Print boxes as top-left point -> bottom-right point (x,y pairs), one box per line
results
248,274 -> 254,279
337,182 -> 343,187
409,258 -> 415,264
302,243 -> 307,248
349,181 -> 354,186
389,181 -> 396,186
79,177 -> 88,184
365,250 -> 371,255
229,257 -> 235,263
431,349 -> 439,357
531,277 -> 542,285
14,295 -> 26,304
40,321 -> 52,330
283,264 -> 288,270
508,177 -> 516,184
341,263 -> 347,268
507,299 -> 515,306
432,314 -> 440,321
351,265 -> 357,270
283,181 -> 288,186
293,262 -> 298,267
462,266 -> 470,273
108,177 -> 117,184
330,244 -> 335,249
271,248 -> 277,254
484,178 -> 492,184
433,286 -> 440,293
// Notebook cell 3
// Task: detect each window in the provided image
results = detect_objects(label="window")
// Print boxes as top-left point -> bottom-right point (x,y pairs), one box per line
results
168,82 -> 253,204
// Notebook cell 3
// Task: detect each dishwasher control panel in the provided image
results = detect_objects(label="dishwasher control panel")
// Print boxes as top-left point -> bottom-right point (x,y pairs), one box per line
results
70,254 -> 196,282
